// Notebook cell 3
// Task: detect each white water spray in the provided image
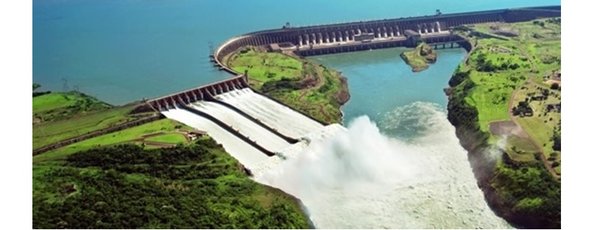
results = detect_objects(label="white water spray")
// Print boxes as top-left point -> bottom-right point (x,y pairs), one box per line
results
163,93 -> 511,228
255,102 -> 510,228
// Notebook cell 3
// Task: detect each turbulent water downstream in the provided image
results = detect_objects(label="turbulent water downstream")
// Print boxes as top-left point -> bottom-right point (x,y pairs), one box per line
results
257,103 -> 510,228
160,46 -> 512,229
32,0 -> 564,227
163,89 -> 511,228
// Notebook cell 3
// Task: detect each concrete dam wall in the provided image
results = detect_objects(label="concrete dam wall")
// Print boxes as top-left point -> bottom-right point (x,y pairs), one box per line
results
161,88 -> 344,171
213,5 -> 560,72
143,75 -> 332,161
147,5 -> 560,163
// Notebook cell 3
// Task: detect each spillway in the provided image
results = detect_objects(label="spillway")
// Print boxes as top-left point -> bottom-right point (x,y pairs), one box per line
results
161,108 -> 270,169
160,88 -> 509,228
160,88 -> 336,172
216,88 -> 324,138
189,100 -> 290,152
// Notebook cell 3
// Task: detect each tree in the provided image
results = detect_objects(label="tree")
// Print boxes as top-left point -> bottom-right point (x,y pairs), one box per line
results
33,83 -> 41,91
552,134 -> 561,151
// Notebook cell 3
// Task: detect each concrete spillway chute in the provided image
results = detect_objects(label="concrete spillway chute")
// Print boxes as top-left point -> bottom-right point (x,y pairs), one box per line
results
184,94 -> 191,104
177,95 -> 185,105
170,97 -> 177,109
304,34 -> 310,45
192,91 -> 198,101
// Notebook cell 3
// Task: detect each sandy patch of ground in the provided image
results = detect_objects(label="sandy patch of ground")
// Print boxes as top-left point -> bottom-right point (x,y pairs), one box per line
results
489,120 -> 528,138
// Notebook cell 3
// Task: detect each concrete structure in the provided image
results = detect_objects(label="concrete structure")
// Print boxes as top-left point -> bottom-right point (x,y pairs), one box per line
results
142,74 -> 326,157
145,75 -> 249,111
145,6 -> 560,158
213,5 -> 560,71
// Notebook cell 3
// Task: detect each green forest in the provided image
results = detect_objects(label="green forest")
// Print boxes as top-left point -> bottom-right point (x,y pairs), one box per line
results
33,139 -> 312,229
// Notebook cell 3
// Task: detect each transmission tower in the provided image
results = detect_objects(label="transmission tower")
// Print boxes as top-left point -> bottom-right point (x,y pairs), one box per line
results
62,78 -> 69,91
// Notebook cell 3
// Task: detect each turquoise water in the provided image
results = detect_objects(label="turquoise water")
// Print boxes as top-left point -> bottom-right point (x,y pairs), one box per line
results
311,48 -> 465,118
33,1 -> 559,227
34,0 -> 559,105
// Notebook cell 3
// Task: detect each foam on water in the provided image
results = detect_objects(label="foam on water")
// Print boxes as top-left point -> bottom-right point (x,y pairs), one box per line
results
255,102 -> 511,228
163,92 -> 510,228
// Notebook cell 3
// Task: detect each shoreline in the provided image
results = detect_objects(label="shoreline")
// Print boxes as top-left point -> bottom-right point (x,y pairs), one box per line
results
445,21 -> 561,226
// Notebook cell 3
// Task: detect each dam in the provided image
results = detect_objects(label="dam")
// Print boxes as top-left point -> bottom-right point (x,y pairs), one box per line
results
212,5 -> 560,73
144,74 -> 345,170
135,5 -> 560,228
143,5 -> 561,169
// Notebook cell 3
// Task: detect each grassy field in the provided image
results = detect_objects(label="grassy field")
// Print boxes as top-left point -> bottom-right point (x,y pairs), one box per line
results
33,93 -> 83,113
226,47 -> 349,124
33,107 -> 311,228
453,18 -> 561,179
33,119 -> 192,163
446,18 -> 562,228
229,48 -> 303,88
512,80 -> 561,155
31,91 -> 152,150
505,135 -> 538,162
33,141 -> 311,228
33,91 -> 112,122
460,19 -> 561,143
33,105 -> 136,149
145,133 -> 188,143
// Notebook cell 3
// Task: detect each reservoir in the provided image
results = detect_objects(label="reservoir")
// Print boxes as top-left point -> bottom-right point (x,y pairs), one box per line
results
33,0 -> 560,228
34,0 -> 560,105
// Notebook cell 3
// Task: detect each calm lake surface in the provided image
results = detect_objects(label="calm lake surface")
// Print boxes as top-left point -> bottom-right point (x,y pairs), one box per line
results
310,48 -> 466,126
33,1 -> 559,227
34,0 -> 559,105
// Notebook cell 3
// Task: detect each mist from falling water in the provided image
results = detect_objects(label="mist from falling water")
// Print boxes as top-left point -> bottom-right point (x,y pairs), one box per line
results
255,102 -> 511,228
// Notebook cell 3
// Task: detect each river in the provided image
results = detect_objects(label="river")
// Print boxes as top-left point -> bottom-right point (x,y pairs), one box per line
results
33,0 -> 560,228
34,0 -> 559,105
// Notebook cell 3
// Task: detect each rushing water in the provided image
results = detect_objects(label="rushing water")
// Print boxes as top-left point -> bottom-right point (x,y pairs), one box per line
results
34,0 -> 560,228
298,48 -> 513,228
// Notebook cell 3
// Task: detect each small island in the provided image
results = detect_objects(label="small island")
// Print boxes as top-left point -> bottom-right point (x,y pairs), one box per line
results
400,42 -> 438,72
31,3 -> 562,228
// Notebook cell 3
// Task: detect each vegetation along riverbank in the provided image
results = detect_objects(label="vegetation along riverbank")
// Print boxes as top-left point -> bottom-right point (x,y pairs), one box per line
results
31,15 -> 561,229
225,47 -> 350,124
446,18 -> 561,228
32,87 -> 313,228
